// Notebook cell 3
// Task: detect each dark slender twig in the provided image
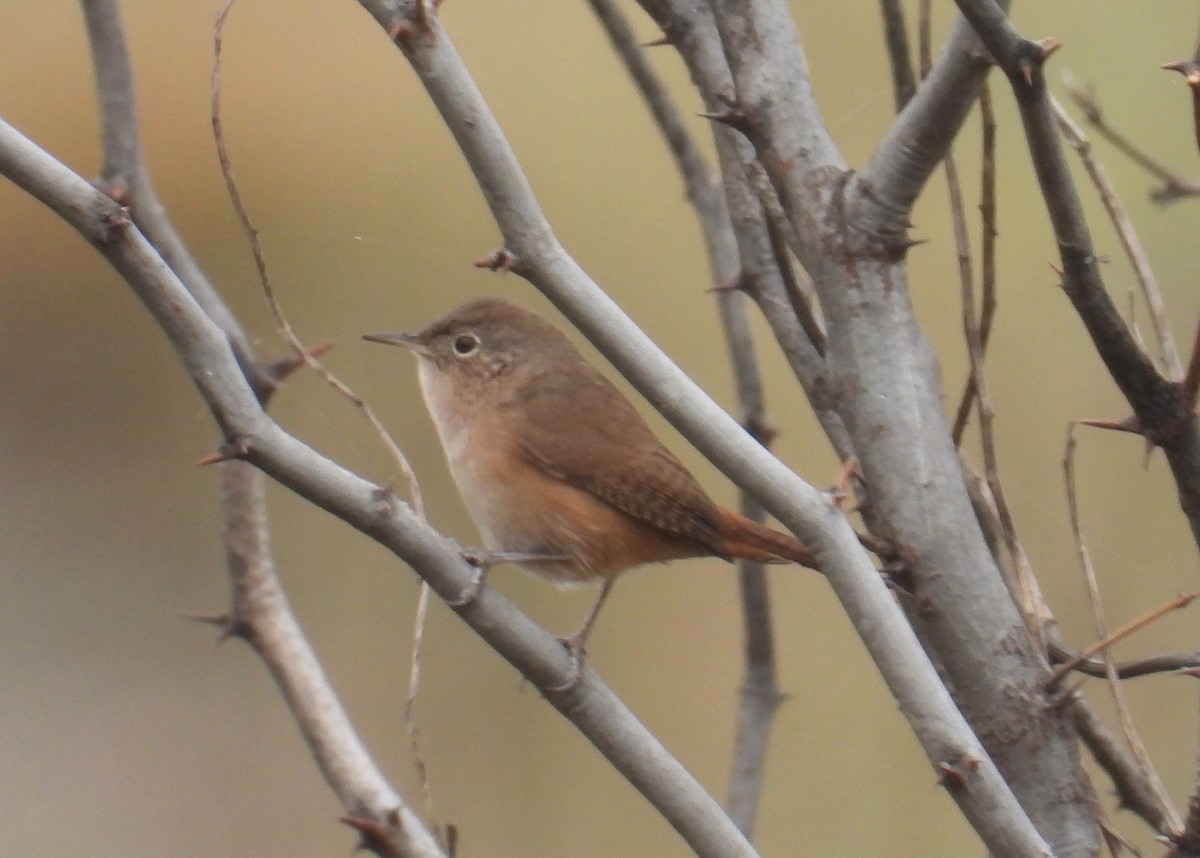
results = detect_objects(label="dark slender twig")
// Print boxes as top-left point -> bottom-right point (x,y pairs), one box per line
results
1172,41 -> 1200,850
879,0 -> 917,111
1183,315 -> 1200,411
1048,640 -> 1200,680
759,196 -> 826,356
930,22 -> 1040,638
1063,77 -> 1200,205
1045,592 -> 1198,689
943,95 -> 1045,643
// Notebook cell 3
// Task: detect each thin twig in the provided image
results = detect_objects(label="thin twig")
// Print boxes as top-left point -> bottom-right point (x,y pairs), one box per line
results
917,0 -> 932,76
1100,817 -> 1147,858
738,158 -> 827,349
952,84 -> 997,441
211,0 -> 424,518
760,196 -> 826,355
1052,96 -> 1182,379
936,61 -> 1044,643
1063,76 -> 1200,205
1048,639 -> 1200,680
405,582 -> 438,831
958,2 -> 1200,558
1062,424 -> 1183,835
1045,591 -> 1198,689
212,5 -> 440,837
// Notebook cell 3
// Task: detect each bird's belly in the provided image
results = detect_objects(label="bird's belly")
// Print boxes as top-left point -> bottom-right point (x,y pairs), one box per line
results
453,463 -> 600,584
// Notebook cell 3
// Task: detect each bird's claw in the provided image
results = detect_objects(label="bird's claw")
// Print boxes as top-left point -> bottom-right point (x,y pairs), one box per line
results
446,561 -> 489,607
546,634 -> 588,694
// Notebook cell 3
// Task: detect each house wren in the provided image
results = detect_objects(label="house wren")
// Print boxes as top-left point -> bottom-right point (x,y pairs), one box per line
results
365,297 -> 816,656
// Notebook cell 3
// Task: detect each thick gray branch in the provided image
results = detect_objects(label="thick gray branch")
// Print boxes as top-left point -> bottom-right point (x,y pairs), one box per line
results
702,1 -> 1098,854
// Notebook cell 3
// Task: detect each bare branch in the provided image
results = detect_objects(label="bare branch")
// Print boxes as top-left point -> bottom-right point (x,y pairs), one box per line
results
0,117 -> 766,858
219,461 -> 447,858
705,2 -> 1098,851
852,6 -> 1005,234
637,0 -> 852,464
956,0 -> 1200,554
80,4 -> 441,853
1048,640 -> 1200,681
79,0 -> 269,395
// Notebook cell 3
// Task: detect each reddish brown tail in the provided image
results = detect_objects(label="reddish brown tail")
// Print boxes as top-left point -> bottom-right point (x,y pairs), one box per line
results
716,507 -> 818,569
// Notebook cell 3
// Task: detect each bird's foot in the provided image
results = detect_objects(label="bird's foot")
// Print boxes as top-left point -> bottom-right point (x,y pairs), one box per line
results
450,545 -> 502,607
547,632 -> 589,694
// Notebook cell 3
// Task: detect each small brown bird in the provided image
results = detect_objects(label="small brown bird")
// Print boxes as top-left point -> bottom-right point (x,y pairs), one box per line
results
365,297 -> 816,660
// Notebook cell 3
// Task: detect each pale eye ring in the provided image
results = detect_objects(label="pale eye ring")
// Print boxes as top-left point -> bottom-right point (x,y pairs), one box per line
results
452,332 -> 480,357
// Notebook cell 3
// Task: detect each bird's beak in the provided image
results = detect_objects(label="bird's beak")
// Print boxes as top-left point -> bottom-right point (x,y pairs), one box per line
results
362,330 -> 429,356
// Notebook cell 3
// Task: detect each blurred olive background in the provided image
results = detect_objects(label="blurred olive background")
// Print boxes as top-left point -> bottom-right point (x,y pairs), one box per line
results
2,2 -> 1198,856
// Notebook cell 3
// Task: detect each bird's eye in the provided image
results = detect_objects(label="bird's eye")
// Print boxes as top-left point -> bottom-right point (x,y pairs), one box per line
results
452,333 -> 480,357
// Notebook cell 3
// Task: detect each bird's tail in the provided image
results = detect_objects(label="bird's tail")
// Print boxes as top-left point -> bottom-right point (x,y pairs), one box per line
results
716,508 -> 818,570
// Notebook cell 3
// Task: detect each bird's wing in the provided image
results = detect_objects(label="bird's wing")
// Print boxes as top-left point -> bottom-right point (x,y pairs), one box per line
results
510,363 -> 725,555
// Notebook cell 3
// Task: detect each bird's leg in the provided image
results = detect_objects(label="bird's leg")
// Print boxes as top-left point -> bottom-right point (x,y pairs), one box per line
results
452,546 -> 569,607
551,577 -> 617,692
